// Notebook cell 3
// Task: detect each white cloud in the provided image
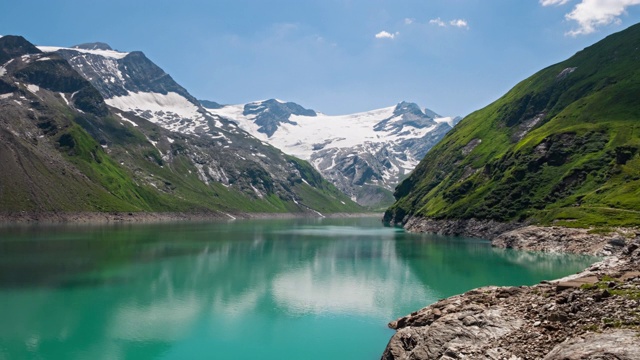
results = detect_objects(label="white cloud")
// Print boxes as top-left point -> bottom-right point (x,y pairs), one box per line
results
404,18 -> 414,25
429,18 -> 469,29
541,0 -> 640,36
375,31 -> 398,39
565,0 -> 640,35
450,19 -> 469,28
540,0 -> 571,5
429,18 -> 446,27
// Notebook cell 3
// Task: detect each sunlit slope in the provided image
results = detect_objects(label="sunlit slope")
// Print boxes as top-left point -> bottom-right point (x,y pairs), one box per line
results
385,23 -> 640,227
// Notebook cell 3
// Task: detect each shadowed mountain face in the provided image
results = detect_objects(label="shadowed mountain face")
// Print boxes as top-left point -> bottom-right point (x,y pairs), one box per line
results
205,99 -> 460,209
73,42 -> 113,51
385,23 -> 640,227
0,36 -> 361,214
243,99 -> 317,137
51,47 -> 196,101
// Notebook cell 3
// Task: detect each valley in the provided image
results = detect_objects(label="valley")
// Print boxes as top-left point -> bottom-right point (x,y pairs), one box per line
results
1,14 -> 640,360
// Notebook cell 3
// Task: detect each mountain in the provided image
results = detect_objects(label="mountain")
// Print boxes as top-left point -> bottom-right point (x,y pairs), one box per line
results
384,23 -> 640,228
204,99 -> 460,209
0,35 -> 361,215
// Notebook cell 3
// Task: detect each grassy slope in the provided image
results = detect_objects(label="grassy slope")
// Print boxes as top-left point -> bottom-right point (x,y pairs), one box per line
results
2,102 -> 361,215
385,23 -> 640,227
57,113 -> 362,215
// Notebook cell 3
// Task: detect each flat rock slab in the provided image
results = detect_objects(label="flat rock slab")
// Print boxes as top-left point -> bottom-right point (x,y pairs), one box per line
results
620,271 -> 640,281
555,275 -> 599,291
544,330 -> 640,360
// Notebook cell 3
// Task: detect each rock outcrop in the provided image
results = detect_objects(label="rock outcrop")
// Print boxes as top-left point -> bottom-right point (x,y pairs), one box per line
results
382,234 -> 640,360
543,330 -> 640,359
494,225 -> 637,256
403,217 -> 525,240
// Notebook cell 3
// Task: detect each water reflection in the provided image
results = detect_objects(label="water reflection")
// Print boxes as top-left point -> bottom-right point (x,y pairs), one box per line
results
0,218 -> 598,360
272,237 -> 431,316
394,233 -> 600,296
492,247 -> 599,274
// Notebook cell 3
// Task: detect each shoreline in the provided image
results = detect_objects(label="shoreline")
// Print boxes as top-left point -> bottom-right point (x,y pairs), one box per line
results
0,211 -> 382,225
382,216 -> 640,359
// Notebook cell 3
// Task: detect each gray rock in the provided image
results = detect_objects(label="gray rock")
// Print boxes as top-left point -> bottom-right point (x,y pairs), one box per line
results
608,237 -> 626,247
403,217 -> 524,240
493,226 -> 634,256
544,330 -> 640,359
382,305 -> 523,359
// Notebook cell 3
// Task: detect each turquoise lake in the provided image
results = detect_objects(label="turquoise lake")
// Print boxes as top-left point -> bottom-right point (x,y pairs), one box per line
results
0,217 -> 598,359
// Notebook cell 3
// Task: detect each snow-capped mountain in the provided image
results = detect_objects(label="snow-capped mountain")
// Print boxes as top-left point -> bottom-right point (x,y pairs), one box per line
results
37,43 -> 212,135
29,40 -> 359,214
205,99 -> 461,208
35,40 -> 458,209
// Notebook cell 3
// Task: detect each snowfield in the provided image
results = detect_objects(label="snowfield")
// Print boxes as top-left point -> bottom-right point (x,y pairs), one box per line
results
208,102 -> 453,161
37,46 -> 129,60
105,91 -> 209,134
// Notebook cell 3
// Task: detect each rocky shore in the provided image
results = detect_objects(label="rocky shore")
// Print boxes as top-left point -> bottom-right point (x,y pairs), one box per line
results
403,217 -> 525,240
382,217 -> 640,360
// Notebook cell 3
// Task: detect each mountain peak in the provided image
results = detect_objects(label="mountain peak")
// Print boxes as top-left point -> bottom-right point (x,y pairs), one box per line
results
73,42 -> 113,51
394,101 -> 424,117
200,99 -> 223,109
0,35 -> 42,64
257,99 -> 315,114
243,99 -> 317,137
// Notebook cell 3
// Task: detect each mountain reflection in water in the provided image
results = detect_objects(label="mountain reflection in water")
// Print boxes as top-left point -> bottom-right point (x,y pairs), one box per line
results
0,218 -> 598,360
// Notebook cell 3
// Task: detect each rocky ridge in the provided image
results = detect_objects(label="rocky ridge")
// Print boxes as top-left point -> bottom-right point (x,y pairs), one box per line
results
382,222 -> 640,359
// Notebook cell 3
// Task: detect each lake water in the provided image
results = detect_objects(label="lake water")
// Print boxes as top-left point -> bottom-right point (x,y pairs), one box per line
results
0,217 -> 598,360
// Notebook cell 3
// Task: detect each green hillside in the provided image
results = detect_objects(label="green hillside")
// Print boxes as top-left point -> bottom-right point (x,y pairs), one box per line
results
385,23 -> 640,228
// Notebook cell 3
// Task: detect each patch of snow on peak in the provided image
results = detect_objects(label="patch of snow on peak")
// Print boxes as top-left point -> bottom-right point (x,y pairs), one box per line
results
106,91 -> 207,134
26,84 -> 40,93
37,46 -> 129,59
206,103 -> 247,122
116,113 -> 138,127
58,93 -> 69,105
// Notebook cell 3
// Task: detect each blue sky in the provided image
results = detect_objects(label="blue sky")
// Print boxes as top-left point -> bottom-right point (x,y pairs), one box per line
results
2,0 -> 640,116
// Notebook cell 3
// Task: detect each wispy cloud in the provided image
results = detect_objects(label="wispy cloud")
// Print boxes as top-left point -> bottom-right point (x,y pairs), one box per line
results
541,0 -> 640,36
449,19 -> 469,28
375,31 -> 398,39
429,18 -> 469,29
404,18 -> 414,25
540,0 -> 571,5
429,18 -> 446,27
